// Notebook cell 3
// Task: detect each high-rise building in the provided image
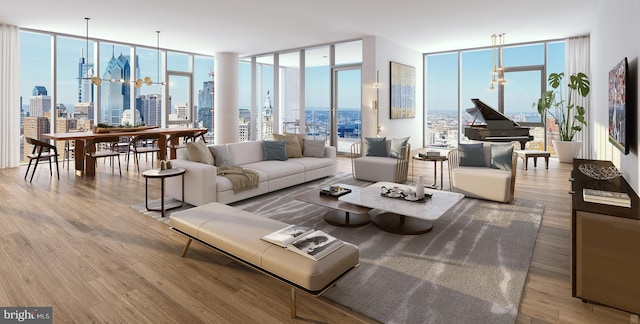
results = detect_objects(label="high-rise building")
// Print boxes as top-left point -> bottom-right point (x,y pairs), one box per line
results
262,91 -> 274,139
74,102 -> 94,120
78,49 -> 95,103
137,94 -> 162,126
101,50 -> 139,125
30,86 -> 51,118
175,103 -> 188,120
198,81 -> 214,131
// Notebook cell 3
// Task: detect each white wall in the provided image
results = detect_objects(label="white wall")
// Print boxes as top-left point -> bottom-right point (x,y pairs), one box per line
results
591,0 -> 640,193
373,37 -> 424,150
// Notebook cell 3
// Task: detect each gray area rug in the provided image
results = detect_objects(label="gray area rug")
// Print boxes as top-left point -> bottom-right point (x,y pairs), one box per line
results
132,173 -> 544,323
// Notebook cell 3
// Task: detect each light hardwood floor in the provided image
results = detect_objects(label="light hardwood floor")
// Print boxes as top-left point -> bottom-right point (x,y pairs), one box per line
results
0,154 -> 637,323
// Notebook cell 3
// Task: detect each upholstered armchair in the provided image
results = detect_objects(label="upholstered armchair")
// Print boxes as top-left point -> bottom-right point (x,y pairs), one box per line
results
447,142 -> 518,203
351,137 -> 410,183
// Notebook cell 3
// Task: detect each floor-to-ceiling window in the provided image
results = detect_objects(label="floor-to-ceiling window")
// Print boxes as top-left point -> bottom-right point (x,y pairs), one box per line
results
425,52 -> 458,147
305,47 -> 330,143
424,40 -> 565,152
279,51 -> 301,135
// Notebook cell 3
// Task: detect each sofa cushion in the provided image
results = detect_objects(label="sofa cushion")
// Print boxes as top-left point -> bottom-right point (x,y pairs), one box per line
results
389,137 -> 409,158
243,161 -> 305,179
287,156 -> 333,171
353,156 -> 400,183
186,140 -> 214,165
209,145 -> 237,167
490,144 -> 514,172
263,140 -> 288,161
459,143 -> 485,167
365,137 -> 387,157
273,133 -> 303,158
303,139 -> 326,157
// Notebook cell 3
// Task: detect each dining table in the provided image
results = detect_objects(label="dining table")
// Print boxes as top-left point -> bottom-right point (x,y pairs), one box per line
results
43,127 -> 207,177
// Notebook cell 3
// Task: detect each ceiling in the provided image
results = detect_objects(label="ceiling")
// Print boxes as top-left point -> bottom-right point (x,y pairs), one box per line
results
1,0 -> 600,57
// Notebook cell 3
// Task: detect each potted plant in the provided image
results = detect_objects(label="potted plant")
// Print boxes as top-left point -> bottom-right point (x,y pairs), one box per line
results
535,72 -> 590,163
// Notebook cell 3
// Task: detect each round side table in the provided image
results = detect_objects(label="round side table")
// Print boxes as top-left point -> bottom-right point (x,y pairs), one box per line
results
142,167 -> 186,217
412,154 -> 448,190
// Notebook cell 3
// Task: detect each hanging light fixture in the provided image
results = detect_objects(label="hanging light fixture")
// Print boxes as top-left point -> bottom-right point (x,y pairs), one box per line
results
85,18 -> 162,88
490,33 -> 506,90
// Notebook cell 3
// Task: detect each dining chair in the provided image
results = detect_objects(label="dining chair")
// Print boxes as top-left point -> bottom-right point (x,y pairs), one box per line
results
24,137 -> 60,183
84,136 -> 122,178
128,133 -> 162,172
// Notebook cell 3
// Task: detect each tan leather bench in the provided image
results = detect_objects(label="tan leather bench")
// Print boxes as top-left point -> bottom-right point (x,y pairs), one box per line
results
169,202 -> 360,318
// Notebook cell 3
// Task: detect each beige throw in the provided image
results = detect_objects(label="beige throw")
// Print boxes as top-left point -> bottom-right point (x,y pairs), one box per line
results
217,166 -> 260,193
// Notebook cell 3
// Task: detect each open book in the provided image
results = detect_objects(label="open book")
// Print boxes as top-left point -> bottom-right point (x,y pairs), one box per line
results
286,230 -> 344,261
261,224 -> 314,247
262,226 -> 344,261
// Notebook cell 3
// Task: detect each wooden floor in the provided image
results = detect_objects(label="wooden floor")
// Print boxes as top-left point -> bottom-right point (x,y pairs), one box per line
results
0,154 -> 637,323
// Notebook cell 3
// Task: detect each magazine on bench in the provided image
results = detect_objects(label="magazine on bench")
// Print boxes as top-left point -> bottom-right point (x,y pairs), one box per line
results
287,230 -> 344,261
261,224 -> 315,247
262,226 -> 344,261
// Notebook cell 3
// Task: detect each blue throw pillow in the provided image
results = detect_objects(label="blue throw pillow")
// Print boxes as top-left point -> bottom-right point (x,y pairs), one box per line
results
263,140 -> 288,161
458,143 -> 485,167
490,144 -> 514,171
365,137 -> 387,157
390,137 -> 410,158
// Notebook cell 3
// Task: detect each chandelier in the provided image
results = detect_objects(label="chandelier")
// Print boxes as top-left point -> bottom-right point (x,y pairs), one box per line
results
490,33 -> 506,90
83,18 -> 163,88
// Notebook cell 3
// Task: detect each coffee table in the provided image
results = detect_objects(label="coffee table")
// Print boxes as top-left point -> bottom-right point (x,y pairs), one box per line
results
294,184 -> 372,227
339,181 -> 464,234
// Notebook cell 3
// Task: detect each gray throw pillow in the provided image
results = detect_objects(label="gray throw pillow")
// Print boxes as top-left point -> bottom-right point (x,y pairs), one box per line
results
263,140 -> 288,161
490,144 -> 514,171
186,140 -> 214,165
365,137 -> 387,157
209,144 -> 237,167
390,137 -> 410,158
458,143 -> 485,167
303,139 -> 325,157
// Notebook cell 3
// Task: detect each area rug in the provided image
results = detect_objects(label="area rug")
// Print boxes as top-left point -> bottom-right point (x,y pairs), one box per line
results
132,173 -> 544,323
230,174 -> 544,324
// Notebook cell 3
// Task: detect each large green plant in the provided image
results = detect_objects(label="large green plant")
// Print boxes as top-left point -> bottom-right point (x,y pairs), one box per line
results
535,72 -> 590,141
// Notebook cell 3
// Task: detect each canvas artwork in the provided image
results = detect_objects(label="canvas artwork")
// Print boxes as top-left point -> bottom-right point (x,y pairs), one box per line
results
390,61 -> 416,119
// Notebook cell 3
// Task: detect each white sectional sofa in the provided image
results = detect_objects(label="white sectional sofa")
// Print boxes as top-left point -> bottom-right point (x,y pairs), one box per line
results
166,140 -> 336,206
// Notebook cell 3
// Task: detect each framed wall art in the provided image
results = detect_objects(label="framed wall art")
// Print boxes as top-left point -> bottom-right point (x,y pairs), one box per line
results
390,61 -> 416,119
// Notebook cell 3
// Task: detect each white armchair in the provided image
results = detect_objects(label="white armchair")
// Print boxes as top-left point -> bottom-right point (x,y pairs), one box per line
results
447,142 -> 518,203
350,139 -> 410,183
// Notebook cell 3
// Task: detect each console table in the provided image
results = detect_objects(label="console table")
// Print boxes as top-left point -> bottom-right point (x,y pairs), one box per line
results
570,159 -> 640,315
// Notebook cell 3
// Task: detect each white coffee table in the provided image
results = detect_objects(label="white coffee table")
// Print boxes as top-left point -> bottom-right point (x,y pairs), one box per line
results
339,181 -> 464,234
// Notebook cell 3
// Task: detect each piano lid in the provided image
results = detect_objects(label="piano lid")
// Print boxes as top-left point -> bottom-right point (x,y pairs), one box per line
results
466,98 -> 521,128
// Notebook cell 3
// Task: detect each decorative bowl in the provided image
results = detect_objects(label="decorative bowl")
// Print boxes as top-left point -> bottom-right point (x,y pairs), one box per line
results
578,164 -> 623,180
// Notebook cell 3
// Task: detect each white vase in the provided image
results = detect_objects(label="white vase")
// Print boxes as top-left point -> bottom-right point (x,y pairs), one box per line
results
416,176 -> 425,198
552,140 -> 582,163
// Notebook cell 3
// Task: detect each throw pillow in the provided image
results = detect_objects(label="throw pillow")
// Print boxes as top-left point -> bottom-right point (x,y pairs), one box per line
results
389,137 -> 410,158
284,132 -> 306,152
364,137 -> 387,157
490,144 -> 514,172
209,145 -> 237,167
303,139 -> 325,157
458,143 -> 485,167
186,140 -> 214,165
273,133 -> 303,158
263,140 -> 288,161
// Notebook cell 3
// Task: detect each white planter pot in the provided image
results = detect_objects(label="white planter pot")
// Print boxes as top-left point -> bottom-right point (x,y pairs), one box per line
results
552,140 -> 582,163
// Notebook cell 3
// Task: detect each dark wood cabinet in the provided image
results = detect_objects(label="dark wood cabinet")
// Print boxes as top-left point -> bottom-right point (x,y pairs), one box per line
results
571,159 -> 640,315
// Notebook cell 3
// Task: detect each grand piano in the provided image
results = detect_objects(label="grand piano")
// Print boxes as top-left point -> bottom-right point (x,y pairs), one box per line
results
464,98 -> 533,149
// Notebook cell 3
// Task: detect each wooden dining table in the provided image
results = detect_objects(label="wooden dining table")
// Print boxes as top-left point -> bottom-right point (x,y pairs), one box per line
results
43,127 -> 207,177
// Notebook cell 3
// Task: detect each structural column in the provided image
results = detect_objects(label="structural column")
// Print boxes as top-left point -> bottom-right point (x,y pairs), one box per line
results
214,52 -> 239,144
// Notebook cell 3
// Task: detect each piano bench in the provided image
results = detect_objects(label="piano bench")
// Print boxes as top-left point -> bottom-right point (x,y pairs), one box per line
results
515,150 -> 550,170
